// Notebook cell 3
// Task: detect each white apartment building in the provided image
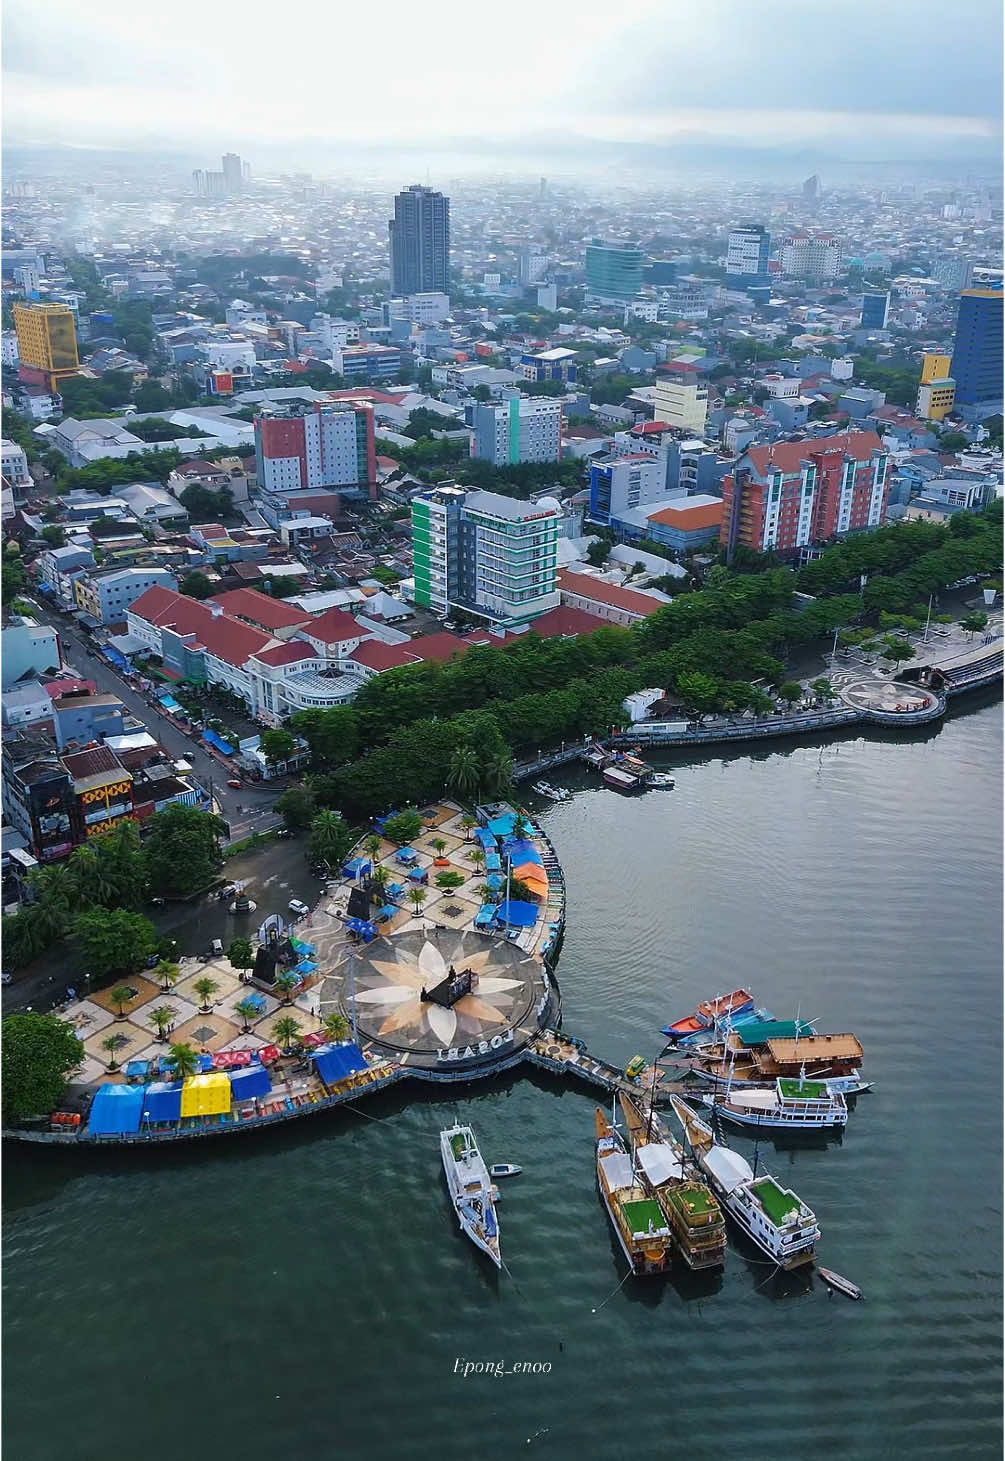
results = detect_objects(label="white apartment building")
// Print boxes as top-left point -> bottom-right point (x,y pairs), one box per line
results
388,293 -> 451,325
780,234 -> 843,279
652,369 -> 709,434
1,438 -> 32,487
470,397 -> 562,465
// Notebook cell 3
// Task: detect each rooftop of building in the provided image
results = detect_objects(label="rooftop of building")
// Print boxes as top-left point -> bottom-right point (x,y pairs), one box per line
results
210,588 -> 311,630
250,640 -> 320,668
646,495 -> 724,530
300,606 -> 362,643
127,585 -> 274,667
556,568 -> 665,617
743,430 -> 885,478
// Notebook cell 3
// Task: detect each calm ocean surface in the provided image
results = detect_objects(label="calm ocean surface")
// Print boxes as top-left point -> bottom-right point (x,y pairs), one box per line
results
4,702 -> 1001,1460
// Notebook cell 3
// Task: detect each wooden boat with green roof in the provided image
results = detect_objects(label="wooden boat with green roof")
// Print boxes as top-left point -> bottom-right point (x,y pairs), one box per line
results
595,1107 -> 673,1275
618,1094 -> 726,1270
669,1096 -> 820,1270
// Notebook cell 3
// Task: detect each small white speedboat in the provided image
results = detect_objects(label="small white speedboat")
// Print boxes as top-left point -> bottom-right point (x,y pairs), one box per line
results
489,1162 -> 522,1178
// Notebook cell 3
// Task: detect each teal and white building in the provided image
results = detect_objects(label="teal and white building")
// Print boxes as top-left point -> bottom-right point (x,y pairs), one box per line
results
471,397 -> 562,466
411,486 -> 561,627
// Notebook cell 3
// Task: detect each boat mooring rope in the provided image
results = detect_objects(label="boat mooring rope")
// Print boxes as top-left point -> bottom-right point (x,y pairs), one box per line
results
591,1266 -> 634,1312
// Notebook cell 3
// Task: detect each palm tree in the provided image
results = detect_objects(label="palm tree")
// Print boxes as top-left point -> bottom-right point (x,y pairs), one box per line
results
274,970 -> 301,1006
155,960 -> 181,993
469,848 -> 485,872
322,1012 -> 351,1043
272,1014 -> 302,1055
478,882 -> 499,903
109,985 -> 135,1019
460,813 -> 477,840
480,751 -> 514,799
409,887 -> 428,918
512,813 -> 531,841
166,1042 -> 199,1081
431,837 -> 447,859
193,976 -> 219,1014
364,834 -> 382,860
102,1033 -> 128,1071
234,996 -> 261,1033
309,809 -> 351,868
447,745 -> 480,800
149,1005 -> 176,1042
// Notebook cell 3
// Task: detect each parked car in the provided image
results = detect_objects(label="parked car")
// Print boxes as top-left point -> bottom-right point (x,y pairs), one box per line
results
275,828 -> 292,840
227,778 -> 242,789
288,898 -> 310,918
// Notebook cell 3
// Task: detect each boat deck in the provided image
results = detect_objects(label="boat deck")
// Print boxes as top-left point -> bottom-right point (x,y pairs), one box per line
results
621,1197 -> 666,1234
751,1177 -> 802,1225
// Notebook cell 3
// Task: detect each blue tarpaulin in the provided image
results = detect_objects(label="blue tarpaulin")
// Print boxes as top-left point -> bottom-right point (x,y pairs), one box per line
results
495,899 -> 539,928
373,811 -> 400,832
229,1065 -> 272,1101
474,903 -> 498,928
295,959 -> 317,974
243,993 -> 267,1014
343,858 -> 372,879
125,1059 -> 151,1079
202,728 -> 235,756
103,646 -> 128,668
407,866 -> 428,883
486,873 -> 504,890
395,847 -> 418,864
88,1083 -> 148,1135
501,838 -> 541,865
143,1081 -> 184,1122
159,693 -> 182,710
346,917 -> 378,942
376,904 -> 398,922
314,1042 -> 368,1086
488,814 -> 517,838
484,852 -> 501,872
475,829 -> 497,850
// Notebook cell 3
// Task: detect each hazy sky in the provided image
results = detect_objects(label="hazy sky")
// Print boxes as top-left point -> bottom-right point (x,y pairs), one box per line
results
3,0 -> 1002,165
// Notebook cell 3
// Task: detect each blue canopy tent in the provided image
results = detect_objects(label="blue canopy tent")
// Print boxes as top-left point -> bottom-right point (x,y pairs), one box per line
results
395,847 -> 418,865
294,959 -> 317,975
474,904 -> 498,928
88,1083 -> 148,1136
484,852 -> 502,872
387,883 -> 406,899
125,1059 -> 151,1081
407,866 -> 428,884
159,1052 -> 214,1076
486,873 -> 504,892
487,814 -> 517,838
290,938 -> 315,956
143,1081 -> 184,1123
375,904 -> 399,923
475,829 -> 497,850
202,728 -> 235,757
343,857 -> 372,880
314,1042 -> 369,1085
501,838 -> 541,865
229,1065 -> 272,1101
495,899 -> 539,928
346,917 -> 378,943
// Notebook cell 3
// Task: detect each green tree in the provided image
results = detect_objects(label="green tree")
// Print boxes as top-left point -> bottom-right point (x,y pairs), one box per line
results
480,750 -> 513,799
409,887 -> 428,918
149,1006 -> 176,1042
272,1015 -> 302,1054
778,681 -> 804,709
144,804 -> 226,897
2,557 -> 27,605
309,809 -> 353,869
288,706 -> 360,768
75,909 -> 157,983
364,834 -> 382,860
102,1033 -> 128,1071
167,1043 -> 200,1081
880,637 -> 916,667
108,985 -> 136,1019
274,785 -> 317,831
259,728 -> 297,768
960,611 -> 989,639
193,976 -> 219,1013
435,870 -> 465,889
274,970 -> 302,1006
179,570 -> 215,599
460,813 -> 477,839
382,809 -> 424,844
228,937 -> 255,971
234,997 -> 261,1033
675,671 -> 724,721
430,837 -> 447,858
810,677 -> 835,705
1,1014 -> 84,1122
446,746 -> 480,801
40,524 -> 67,548
322,1012 -> 351,1042
155,960 -> 181,992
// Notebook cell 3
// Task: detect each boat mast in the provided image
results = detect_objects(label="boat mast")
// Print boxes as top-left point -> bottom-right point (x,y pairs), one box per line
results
645,1062 -> 658,1143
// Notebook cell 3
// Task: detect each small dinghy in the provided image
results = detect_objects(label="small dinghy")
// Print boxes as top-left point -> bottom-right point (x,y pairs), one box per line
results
489,1162 -> 522,1178
819,1266 -> 862,1300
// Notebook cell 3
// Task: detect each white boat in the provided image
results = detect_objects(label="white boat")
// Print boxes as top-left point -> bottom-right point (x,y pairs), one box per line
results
489,1162 -> 522,1178
669,1096 -> 819,1270
650,772 -> 676,789
698,1076 -> 848,1131
440,1124 -> 501,1267
532,781 -> 569,802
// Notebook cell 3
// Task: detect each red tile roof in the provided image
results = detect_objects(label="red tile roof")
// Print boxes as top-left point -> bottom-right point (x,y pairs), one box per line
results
556,569 -> 664,618
406,632 -> 469,663
328,388 -> 408,405
631,421 -> 673,435
128,586 -> 274,667
61,745 -> 123,780
743,430 -> 884,479
301,606 -> 361,644
211,588 -> 311,630
350,639 -> 421,672
527,605 -> 610,637
252,640 -> 320,667
647,499 -> 723,530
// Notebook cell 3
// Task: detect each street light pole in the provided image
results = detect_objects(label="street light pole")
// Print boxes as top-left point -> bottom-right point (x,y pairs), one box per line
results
830,625 -> 841,669
923,593 -> 934,644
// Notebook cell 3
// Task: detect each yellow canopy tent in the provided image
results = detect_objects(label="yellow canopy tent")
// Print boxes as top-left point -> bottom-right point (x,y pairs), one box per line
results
180,1072 -> 232,1117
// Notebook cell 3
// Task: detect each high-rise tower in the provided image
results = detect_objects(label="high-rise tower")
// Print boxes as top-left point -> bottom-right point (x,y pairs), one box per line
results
388,185 -> 450,296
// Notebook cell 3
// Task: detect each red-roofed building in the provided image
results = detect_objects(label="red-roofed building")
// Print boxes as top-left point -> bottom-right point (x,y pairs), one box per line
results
298,606 -> 364,658
556,569 -> 664,627
349,639 -> 421,676
721,430 -> 890,556
406,631 -> 469,663
253,640 -> 321,668
210,588 -> 312,638
254,401 -> 377,499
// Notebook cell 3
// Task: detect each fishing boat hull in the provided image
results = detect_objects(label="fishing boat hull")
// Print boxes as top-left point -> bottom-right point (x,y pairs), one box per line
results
697,1097 -> 849,1131
819,1266 -> 863,1300
489,1163 -> 522,1178
595,1109 -> 672,1276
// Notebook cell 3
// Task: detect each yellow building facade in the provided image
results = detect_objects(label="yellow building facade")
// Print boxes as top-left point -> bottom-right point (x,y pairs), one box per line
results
916,378 -> 956,422
12,302 -> 79,384
920,351 -> 952,384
